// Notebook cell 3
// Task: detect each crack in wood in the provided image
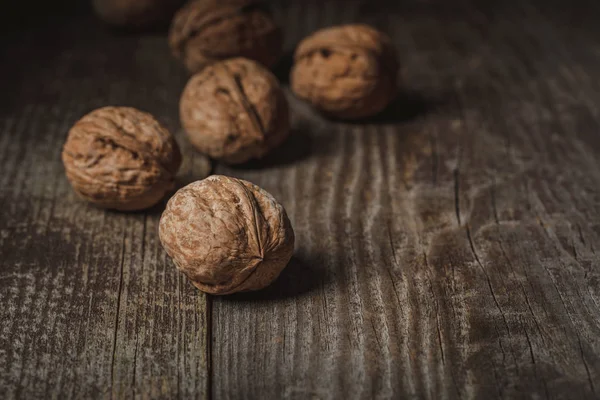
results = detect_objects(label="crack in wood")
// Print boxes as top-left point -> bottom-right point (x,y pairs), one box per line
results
110,229 -> 127,395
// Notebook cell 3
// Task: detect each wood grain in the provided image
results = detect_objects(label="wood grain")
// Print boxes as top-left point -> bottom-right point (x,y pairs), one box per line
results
214,0 -> 600,399
0,15 -> 210,399
2,0 -> 600,399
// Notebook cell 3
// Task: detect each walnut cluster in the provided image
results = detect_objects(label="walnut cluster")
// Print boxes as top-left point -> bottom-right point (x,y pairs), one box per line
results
159,175 -> 295,295
62,107 -> 181,211
93,0 -> 184,28
61,15 -> 403,295
169,0 -> 282,73
180,57 -> 290,164
291,24 -> 399,120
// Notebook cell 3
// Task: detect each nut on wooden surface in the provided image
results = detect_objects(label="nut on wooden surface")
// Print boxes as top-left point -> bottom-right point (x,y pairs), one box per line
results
291,24 -> 399,120
92,0 -> 185,28
62,107 -> 181,211
159,175 -> 295,295
180,57 -> 290,164
169,0 -> 282,73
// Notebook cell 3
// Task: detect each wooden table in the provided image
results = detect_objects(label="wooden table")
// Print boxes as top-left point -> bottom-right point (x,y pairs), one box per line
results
2,0 -> 600,398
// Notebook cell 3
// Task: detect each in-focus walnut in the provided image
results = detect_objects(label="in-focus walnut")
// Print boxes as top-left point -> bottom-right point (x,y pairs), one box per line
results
169,0 -> 282,73
290,24 -> 399,120
62,107 -> 181,211
180,57 -> 290,164
159,175 -> 295,295
93,0 -> 185,28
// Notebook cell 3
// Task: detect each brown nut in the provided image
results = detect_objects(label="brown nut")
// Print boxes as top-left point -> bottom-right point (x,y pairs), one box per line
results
169,0 -> 282,73
290,24 -> 399,120
93,0 -> 185,28
159,175 -> 295,295
62,107 -> 181,211
180,58 -> 290,164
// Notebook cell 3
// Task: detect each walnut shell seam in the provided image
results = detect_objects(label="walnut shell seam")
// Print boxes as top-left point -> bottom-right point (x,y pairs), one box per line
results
219,63 -> 267,141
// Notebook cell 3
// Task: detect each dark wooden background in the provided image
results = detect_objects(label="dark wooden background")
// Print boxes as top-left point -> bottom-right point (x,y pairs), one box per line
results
2,0 -> 600,398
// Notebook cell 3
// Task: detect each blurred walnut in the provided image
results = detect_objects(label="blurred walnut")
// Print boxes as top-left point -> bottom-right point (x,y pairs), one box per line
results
93,0 -> 185,28
62,107 -> 181,211
169,0 -> 282,73
291,24 -> 399,120
159,175 -> 295,295
180,58 -> 290,164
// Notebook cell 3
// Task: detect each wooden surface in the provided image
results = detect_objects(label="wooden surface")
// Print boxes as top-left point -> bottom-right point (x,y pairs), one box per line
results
2,0 -> 600,398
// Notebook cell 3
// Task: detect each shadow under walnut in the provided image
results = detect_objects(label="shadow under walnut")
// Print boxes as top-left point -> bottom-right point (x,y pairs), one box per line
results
215,254 -> 328,301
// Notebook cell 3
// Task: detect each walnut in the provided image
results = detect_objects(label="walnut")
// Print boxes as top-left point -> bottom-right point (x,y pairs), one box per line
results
180,57 -> 290,164
159,175 -> 295,295
62,107 -> 182,211
169,0 -> 282,73
93,0 -> 185,28
290,24 -> 399,120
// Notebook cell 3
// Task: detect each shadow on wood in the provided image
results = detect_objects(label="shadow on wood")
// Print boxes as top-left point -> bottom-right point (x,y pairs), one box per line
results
351,90 -> 442,125
218,255 -> 327,302
228,123 -> 330,170
273,50 -> 295,85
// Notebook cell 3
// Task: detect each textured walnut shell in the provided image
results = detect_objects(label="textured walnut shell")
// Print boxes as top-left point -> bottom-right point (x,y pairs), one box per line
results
93,0 -> 185,28
169,0 -> 282,73
62,107 -> 181,211
180,58 -> 290,164
159,175 -> 295,295
291,24 -> 399,120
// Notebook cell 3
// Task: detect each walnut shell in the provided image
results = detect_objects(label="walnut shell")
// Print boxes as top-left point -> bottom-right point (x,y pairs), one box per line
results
180,57 -> 290,164
169,0 -> 282,73
62,107 -> 182,211
159,175 -> 295,295
93,0 -> 185,28
290,24 -> 399,120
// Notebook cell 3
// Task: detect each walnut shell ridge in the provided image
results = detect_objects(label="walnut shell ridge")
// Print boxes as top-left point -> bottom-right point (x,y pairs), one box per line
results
291,24 -> 399,120
159,175 -> 295,295
169,0 -> 282,73
62,107 -> 181,211
93,0 -> 185,28
180,58 -> 290,164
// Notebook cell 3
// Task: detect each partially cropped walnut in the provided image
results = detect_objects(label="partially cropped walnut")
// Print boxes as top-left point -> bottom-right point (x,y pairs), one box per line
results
62,107 -> 181,211
159,175 -> 295,295
291,24 -> 399,120
169,0 -> 282,73
180,57 -> 290,164
93,0 -> 185,28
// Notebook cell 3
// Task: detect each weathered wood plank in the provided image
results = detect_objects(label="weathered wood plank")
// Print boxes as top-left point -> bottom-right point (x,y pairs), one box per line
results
3,0 -> 600,399
0,14 -> 210,399
212,1 -> 600,399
